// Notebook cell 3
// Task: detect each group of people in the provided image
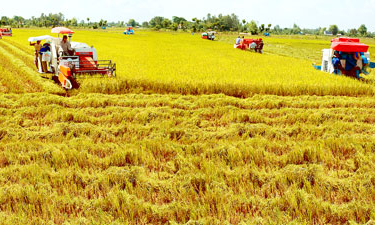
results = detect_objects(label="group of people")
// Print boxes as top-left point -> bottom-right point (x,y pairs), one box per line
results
29,40 -> 51,73
1,27 -> 12,33
235,36 -> 264,53
29,35 -> 75,73
332,51 -> 369,77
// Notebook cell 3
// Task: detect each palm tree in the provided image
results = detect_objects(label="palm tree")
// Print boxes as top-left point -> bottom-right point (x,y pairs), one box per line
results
86,18 -> 90,26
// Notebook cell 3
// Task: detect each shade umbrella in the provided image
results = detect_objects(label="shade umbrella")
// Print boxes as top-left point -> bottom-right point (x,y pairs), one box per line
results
51,27 -> 74,34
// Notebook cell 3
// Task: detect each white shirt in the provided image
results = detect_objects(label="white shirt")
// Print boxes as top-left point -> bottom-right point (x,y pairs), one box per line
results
250,42 -> 257,49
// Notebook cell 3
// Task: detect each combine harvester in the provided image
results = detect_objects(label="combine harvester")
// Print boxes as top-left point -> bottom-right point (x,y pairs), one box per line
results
235,38 -> 264,53
201,31 -> 216,40
0,26 -> 12,37
124,27 -> 134,35
313,37 -> 375,78
28,27 -> 116,89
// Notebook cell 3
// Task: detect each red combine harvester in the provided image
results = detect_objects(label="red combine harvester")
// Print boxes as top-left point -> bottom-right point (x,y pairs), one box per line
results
0,27 -> 12,37
28,27 -> 116,89
201,31 -> 216,40
313,37 -> 375,78
235,38 -> 264,53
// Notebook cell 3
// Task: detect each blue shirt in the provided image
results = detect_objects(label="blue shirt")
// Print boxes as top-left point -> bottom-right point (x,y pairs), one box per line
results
39,45 -> 50,55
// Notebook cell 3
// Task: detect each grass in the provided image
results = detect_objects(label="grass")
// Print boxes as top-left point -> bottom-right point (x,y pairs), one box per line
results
0,28 -> 375,224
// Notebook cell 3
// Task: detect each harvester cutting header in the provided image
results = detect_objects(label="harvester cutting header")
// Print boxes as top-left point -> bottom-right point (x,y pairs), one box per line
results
28,27 -> 116,89
314,37 -> 375,78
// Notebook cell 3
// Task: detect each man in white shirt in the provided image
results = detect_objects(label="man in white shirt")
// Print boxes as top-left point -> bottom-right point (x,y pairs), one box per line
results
249,41 -> 257,51
60,35 -> 75,56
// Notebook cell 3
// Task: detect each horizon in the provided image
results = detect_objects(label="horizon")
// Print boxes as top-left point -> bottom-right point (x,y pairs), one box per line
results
1,0 -> 375,32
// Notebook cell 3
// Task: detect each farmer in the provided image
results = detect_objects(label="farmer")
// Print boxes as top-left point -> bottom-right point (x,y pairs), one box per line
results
30,40 -> 42,70
235,36 -> 241,45
39,42 -> 51,73
249,40 -> 257,51
60,35 -> 75,56
256,39 -> 264,53
332,53 -> 344,74
360,52 -> 369,75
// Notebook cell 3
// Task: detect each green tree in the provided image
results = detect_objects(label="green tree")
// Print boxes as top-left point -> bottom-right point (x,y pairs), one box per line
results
328,25 -> 339,35
247,20 -> 258,35
149,16 -> 164,28
259,24 -> 265,33
128,19 -> 137,27
358,24 -> 367,36
142,21 -> 149,28
349,28 -> 358,36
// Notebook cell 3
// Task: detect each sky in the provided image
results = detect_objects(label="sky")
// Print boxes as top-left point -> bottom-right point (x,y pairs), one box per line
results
1,0 -> 375,31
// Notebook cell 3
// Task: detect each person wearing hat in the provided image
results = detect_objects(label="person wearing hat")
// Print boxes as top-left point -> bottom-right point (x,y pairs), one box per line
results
39,41 -> 51,73
60,35 -> 75,56
249,40 -> 257,51
257,39 -> 264,53
30,40 -> 42,70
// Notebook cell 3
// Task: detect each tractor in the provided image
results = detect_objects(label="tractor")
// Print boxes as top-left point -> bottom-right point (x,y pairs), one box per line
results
201,31 -> 216,40
0,26 -> 12,37
313,37 -> 375,78
28,27 -> 116,89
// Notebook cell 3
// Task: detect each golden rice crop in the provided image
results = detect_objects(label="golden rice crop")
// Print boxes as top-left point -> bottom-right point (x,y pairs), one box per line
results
1,28 -> 375,224
6,28 -> 375,97
0,93 -> 375,224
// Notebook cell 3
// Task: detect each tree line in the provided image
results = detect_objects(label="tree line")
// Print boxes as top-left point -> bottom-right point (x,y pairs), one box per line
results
0,12 -> 373,37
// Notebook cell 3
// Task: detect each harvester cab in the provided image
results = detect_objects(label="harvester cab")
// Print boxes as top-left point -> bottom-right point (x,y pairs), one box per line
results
0,26 -> 12,37
314,37 -> 375,78
28,27 -> 116,89
201,31 -> 216,40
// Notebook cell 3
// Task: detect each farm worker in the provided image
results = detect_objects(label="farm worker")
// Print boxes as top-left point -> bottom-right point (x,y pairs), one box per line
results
256,39 -> 264,53
60,35 -> 75,56
30,40 -> 42,70
39,42 -> 51,73
249,41 -> 257,51
360,52 -> 369,75
236,36 -> 241,45
332,54 -> 343,74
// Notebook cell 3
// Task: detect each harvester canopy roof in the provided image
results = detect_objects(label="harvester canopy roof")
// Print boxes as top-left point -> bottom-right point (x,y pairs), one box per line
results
331,41 -> 369,52
331,37 -> 359,43
51,27 -> 74,34
28,35 -> 53,42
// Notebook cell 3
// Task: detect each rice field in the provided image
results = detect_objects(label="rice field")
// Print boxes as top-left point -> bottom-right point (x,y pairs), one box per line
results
0,28 -> 375,224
